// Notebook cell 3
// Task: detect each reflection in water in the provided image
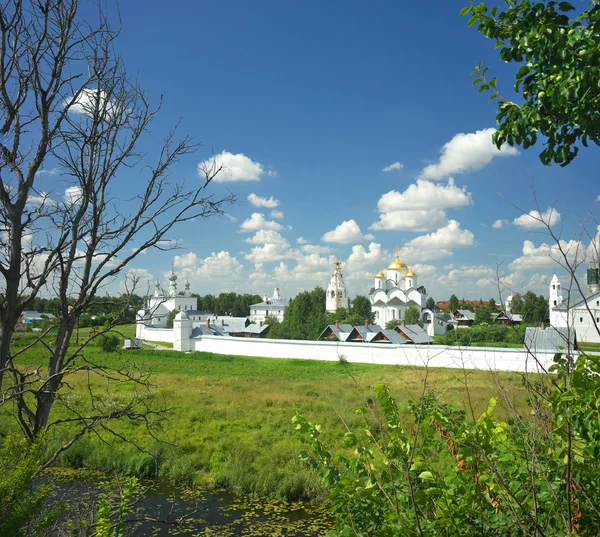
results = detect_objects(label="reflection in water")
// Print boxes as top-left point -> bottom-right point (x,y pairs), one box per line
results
46,474 -> 333,537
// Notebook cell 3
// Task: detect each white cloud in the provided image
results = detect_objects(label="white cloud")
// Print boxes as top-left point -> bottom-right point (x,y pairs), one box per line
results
65,186 -> 83,205
174,250 -> 244,279
419,128 -> 519,180
243,230 -> 295,263
492,219 -> 507,229
382,161 -> 403,172
199,151 -> 273,182
244,229 -> 288,245
370,209 -> 448,232
239,213 -> 284,232
513,207 -> 561,229
35,168 -> 60,177
370,179 -> 472,232
296,237 -> 309,245
67,88 -> 122,120
248,193 -> 280,208
404,220 -> 475,250
270,210 -> 284,219
509,239 -> 584,271
597,195 -> 600,202
322,219 -> 375,244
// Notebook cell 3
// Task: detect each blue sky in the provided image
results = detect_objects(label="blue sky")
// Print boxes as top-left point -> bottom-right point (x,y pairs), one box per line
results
62,1 -> 599,302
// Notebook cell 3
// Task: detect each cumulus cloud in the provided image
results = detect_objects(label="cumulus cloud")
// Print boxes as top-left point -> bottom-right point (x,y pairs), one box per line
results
270,210 -> 284,219
404,220 -> 475,250
509,239 -> 583,271
513,207 -> 561,229
370,179 -> 472,232
419,128 -> 519,180
67,88 -> 123,120
248,193 -> 280,208
199,151 -> 273,182
243,230 -> 295,263
174,250 -> 244,279
239,213 -> 284,232
64,186 -> 83,205
296,237 -> 309,245
382,161 -> 403,172
322,219 -> 375,244
492,219 -> 507,229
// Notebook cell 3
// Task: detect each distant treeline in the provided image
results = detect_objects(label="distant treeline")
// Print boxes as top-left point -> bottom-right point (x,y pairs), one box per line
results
190,293 -> 263,317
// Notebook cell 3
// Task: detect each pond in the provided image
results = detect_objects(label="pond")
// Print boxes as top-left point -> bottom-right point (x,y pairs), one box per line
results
45,472 -> 334,536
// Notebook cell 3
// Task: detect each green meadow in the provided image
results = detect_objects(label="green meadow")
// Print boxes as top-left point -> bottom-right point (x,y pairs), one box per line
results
5,325 -> 538,502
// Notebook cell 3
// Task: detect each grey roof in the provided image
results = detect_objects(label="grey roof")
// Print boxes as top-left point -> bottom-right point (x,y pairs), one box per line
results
372,300 -> 387,307
453,309 -> 475,321
395,324 -> 434,344
250,298 -> 289,309
387,297 -> 406,307
318,324 -> 354,341
569,289 -> 600,309
353,324 -> 384,342
187,310 -> 210,316
211,317 -> 250,333
191,325 -> 222,337
524,327 -> 576,353
376,329 -> 408,345
406,299 -> 420,307
21,311 -> 56,320
241,323 -> 270,335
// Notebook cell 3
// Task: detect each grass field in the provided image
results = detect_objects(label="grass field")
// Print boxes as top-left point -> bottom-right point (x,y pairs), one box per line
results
4,325 -> 540,501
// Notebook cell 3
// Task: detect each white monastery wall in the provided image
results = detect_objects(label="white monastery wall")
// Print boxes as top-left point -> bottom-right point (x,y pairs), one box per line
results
191,336 -> 557,373
136,325 -> 174,343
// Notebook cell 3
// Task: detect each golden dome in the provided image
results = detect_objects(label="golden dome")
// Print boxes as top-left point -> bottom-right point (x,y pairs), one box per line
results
375,271 -> 385,279
407,269 -> 416,277
387,259 -> 407,271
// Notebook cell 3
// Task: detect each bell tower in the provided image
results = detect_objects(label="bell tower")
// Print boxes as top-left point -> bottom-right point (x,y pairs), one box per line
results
326,260 -> 349,312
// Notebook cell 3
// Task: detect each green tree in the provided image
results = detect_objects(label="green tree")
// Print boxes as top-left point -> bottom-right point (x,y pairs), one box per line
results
165,309 -> 177,329
448,294 -> 459,312
463,1 -> 600,166
521,291 -> 550,325
426,297 -> 436,310
488,298 -> 497,311
404,305 -> 421,325
474,305 -> 493,325
509,292 -> 524,314
385,319 -> 402,330
350,295 -> 375,324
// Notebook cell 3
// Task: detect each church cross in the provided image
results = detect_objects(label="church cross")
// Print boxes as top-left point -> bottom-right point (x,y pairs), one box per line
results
394,245 -> 400,259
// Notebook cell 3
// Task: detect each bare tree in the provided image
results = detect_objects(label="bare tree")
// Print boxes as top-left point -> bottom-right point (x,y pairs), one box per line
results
0,0 -> 234,452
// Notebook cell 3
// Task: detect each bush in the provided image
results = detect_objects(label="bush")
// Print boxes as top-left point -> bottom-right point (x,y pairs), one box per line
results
98,333 -> 119,353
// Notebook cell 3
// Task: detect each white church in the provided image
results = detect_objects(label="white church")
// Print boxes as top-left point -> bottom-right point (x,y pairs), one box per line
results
369,249 -> 429,326
549,265 -> 600,343
141,271 -> 199,327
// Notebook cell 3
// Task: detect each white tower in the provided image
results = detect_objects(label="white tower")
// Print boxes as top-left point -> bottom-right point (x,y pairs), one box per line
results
326,260 -> 349,312
168,269 -> 177,297
173,311 -> 192,352
549,274 -> 567,328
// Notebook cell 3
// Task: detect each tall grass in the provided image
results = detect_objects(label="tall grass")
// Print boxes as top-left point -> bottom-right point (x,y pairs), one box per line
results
3,328 -> 539,501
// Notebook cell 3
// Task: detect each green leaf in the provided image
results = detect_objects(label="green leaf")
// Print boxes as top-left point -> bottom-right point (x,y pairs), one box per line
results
516,65 -> 531,78
419,471 -> 434,481
467,15 -> 478,27
459,6 -> 471,16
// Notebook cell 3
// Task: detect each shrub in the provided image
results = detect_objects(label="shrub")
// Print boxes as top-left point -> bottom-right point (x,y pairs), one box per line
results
98,333 -> 119,353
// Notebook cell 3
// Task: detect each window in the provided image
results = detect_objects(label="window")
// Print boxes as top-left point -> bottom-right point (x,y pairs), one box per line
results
554,300 -> 557,306
553,285 -> 555,290
392,310 -> 395,319
330,291 -> 335,298
580,317 -> 583,323
597,300 -> 599,306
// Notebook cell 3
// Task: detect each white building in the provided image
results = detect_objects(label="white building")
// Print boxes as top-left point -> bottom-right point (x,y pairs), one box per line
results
326,260 -> 349,312
249,287 -> 288,323
138,271 -> 199,328
369,252 -> 428,326
549,271 -> 600,343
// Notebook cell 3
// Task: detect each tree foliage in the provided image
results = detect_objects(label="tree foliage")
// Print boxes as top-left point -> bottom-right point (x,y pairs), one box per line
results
192,293 -> 262,317
294,351 -> 600,536
449,294 -> 459,312
404,305 -> 421,325
463,0 -> 600,165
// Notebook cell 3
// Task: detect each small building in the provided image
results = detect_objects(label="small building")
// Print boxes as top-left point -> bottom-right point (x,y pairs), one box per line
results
250,287 -> 288,324
122,338 -> 143,350
20,311 -> 56,324
494,311 -> 523,326
392,323 -> 434,344
452,310 -> 475,327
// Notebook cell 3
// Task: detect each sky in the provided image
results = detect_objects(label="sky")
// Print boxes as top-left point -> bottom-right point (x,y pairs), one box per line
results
38,1 -> 600,303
